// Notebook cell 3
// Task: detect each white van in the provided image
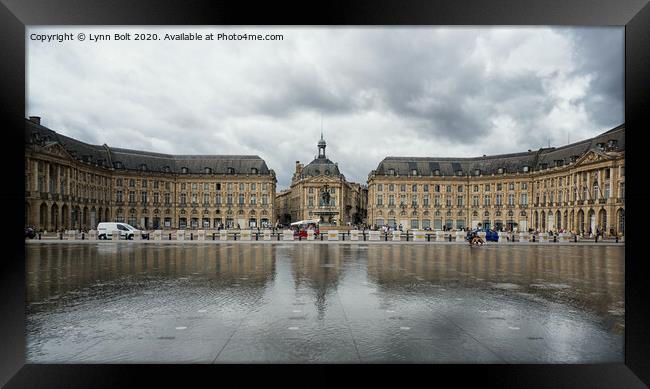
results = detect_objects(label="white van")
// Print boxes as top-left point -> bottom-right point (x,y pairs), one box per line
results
97,222 -> 149,240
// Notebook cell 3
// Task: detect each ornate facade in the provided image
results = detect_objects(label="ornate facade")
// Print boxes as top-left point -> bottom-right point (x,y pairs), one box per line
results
367,124 -> 625,236
25,117 -> 276,231
274,134 -> 367,226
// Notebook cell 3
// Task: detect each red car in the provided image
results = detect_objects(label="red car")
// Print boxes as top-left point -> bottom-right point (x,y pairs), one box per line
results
293,228 -> 319,238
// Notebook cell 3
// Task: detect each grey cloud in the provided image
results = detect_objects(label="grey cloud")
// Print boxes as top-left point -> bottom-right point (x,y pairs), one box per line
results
27,27 -> 623,189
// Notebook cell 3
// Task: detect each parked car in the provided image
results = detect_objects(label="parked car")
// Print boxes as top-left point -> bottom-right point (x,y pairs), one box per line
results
25,227 -> 36,239
97,222 -> 149,240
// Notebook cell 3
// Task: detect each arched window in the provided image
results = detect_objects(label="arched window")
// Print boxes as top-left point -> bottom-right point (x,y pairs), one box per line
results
181,167 -> 189,174
227,167 -> 235,174
251,168 -> 258,174
204,167 -> 212,174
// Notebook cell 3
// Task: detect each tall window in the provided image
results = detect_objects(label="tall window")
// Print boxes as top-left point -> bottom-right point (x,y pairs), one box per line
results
376,195 -> 383,206
495,194 -> 502,205
262,194 -> 268,205
389,184 -> 395,191
129,179 -> 135,187
593,183 -> 599,199
434,185 -> 440,192
227,194 -> 233,205
445,196 -> 452,207
389,195 -> 395,205
251,183 -> 256,191
520,193 -> 528,205
238,194 -> 245,205
400,185 -> 406,192
604,184 -> 610,199
129,191 -> 135,203
458,185 -> 463,193
116,190 -> 123,202
251,195 -> 257,205
472,195 -> 479,206
141,191 -> 147,204
412,184 -> 417,192
457,195 -> 464,207
215,194 -> 221,205
154,192 -> 159,204
446,185 -> 451,193
423,184 -> 429,192
164,193 -> 170,205
400,195 -> 406,205
485,184 -> 490,191
180,193 -> 186,205
203,193 -> 210,204
508,194 -> 515,205
411,195 -> 417,206
484,194 -> 490,206
434,195 -> 440,206
142,179 -> 147,188
377,184 -> 383,192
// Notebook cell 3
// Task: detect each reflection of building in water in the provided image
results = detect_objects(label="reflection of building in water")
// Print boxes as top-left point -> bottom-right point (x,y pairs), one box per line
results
26,244 -> 276,303
365,245 -> 623,317
289,245 -> 344,318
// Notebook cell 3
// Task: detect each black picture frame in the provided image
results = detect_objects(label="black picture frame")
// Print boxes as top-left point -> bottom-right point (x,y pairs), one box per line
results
1,0 -> 648,387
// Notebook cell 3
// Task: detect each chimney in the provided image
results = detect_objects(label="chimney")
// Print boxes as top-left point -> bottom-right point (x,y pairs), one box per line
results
295,161 -> 303,174
29,116 -> 41,125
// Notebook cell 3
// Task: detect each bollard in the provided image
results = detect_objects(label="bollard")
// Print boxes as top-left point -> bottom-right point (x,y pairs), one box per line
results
277,233 -> 280,241
190,233 -> 193,241
615,236 -> 619,243
169,233 -> 172,240
59,233 -> 63,240
363,232 -> 366,241
256,233 -> 259,241
532,235 -> 536,242
575,235 -> 578,243
213,233 -> 216,241
82,233 -> 85,240
320,233 -> 323,241
448,234 -> 452,242
299,235 -> 302,241
234,233 -> 238,241
554,235 -> 557,243
38,233 -> 41,240
427,234 -> 431,242
406,232 -> 409,242
342,233 -> 345,241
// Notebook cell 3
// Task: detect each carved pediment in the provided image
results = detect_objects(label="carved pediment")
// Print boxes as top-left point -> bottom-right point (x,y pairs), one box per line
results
40,142 -> 74,160
574,150 -> 614,167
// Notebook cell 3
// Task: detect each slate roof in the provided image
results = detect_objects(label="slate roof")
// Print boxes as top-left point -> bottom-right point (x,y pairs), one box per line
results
300,156 -> 343,179
373,124 -> 624,176
25,118 -> 273,174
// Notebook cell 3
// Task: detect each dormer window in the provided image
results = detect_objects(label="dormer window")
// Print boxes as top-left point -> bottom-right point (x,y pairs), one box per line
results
522,166 -> 529,172
204,167 -> 212,174
433,169 -> 440,176
325,170 -> 330,175
555,160 -> 563,167
411,169 -> 417,176
251,168 -> 258,174
608,139 -> 618,149
540,163 -> 548,170
83,155 -> 92,163
570,155 -> 579,163
181,167 -> 189,174
456,170 -> 463,176
162,166 -> 170,173
596,142 -> 605,149
113,161 -> 123,169
497,167 -> 504,174
96,159 -> 104,167
140,164 -> 147,171
388,168 -> 395,176
474,169 -> 481,176
227,167 -> 235,174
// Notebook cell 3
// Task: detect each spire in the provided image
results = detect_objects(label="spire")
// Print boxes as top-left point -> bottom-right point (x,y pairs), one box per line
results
317,118 -> 326,158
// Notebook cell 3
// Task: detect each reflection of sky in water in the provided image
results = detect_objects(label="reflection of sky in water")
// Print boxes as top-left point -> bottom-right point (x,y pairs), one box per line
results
25,243 -> 624,363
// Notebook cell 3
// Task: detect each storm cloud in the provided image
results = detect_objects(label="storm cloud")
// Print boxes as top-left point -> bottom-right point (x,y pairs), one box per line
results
27,26 -> 624,188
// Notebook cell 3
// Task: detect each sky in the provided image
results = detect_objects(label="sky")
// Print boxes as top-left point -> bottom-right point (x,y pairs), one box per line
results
27,26 -> 624,189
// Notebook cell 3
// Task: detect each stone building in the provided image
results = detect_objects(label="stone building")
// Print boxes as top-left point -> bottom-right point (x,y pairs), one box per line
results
275,134 -> 366,226
367,124 -> 625,236
25,117 -> 276,231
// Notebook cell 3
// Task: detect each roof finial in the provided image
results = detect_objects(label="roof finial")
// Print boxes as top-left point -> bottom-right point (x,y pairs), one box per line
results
320,115 -> 323,140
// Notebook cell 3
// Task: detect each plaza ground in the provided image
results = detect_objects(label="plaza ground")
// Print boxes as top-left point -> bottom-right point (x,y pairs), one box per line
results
26,243 -> 624,363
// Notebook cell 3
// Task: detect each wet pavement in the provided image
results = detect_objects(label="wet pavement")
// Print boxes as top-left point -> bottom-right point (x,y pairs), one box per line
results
26,243 -> 624,363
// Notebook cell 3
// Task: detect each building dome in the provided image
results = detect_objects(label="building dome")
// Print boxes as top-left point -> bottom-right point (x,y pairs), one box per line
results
300,157 -> 341,178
